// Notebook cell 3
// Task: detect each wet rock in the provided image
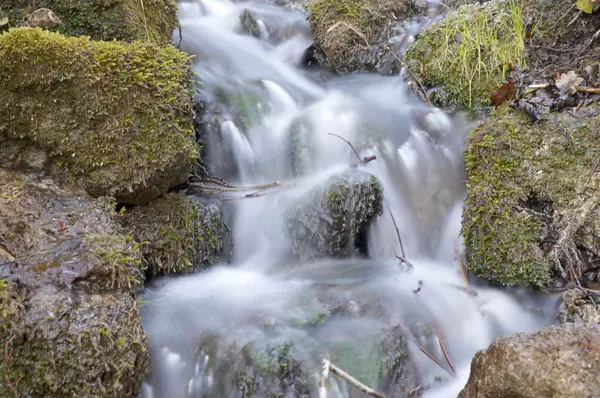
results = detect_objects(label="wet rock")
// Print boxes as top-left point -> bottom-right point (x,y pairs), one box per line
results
287,170 -> 383,260
558,289 -> 600,325
0,169 -> 149,397
122,193 -> 224,276
239,9 -> 266,39
308,0 -> 411,74
0,0 -> 178,43
462,107 -> 600,287
0,28 -> 196,205
458,323 -> 600,398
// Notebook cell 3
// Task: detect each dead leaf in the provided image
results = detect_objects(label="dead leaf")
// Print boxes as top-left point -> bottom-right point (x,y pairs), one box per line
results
556,70 -> 584,97
490,80 -> 516,107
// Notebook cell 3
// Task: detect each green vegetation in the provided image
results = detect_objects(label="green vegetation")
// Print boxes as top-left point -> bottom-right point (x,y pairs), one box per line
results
406,0 -> 526,108
462,105 -> 600,286
0,28 -> 196,204
0,0 -> 178,43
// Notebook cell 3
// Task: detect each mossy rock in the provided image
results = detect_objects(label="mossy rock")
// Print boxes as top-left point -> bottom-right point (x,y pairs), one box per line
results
462,105 -> 600,287
123,193 -> 224,275
0,28 -> 196,205
405,0 -> 526,109
286,170 -> 383,260
0,0 -> 178,43
0,169 -> 149,397
308,0 -> 411,74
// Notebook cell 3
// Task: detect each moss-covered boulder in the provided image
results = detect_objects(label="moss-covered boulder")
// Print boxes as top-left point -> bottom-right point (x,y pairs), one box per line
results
0,28 -> 196,205
461,106 -> 600,287
308,0 -> 411,74
0,169 -> 149,397
458,323 -> 600,398
405,0 -> 526,108
0,0 -> 178,43
123,193 -> 224,275
287,170 -> 383,260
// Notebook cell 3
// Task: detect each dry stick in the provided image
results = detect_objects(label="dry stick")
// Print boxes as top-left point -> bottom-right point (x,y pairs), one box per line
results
576,86 -> 600,94
328,133 -> 363,164
387,206 -> 414,269
190,180 -> 283,192
435,325 -> 456,376
409,339 -> 454,377
4,335 -> 22,398
388,50 -> 432,106
455,238 -> 470,286
319,359 -> 389,398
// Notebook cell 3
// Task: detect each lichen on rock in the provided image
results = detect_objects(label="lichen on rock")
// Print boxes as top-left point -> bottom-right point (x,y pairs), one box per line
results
286,170 -> 383,260
308,0 -> 411,74
461,105 -> 600,287
0,0 -> 178,43
123,193 -> 224,275
0,169 -> 149,397
0,28 -> 197,205
405,0 -> 526,108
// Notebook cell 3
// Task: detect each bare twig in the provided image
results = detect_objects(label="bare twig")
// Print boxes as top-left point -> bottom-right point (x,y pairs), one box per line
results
388,49 -> 432,106
328,133 -> 363,164
319,359 -> 388,398
387,206 -> 413,269
189,180 -> 283,193
455,238 -> 470,286
409,339 -> 454,377
435,325 -> 456,376
362,155 -> 377,165
4,335 -> 22,398
576,86 -> 600,94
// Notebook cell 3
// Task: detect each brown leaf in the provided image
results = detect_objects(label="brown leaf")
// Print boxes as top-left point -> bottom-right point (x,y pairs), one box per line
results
490,80 -> 516,107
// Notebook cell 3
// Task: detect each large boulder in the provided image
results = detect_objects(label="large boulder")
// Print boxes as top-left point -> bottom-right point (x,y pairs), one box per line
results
458,323 -> 600,398
287,170 -> 383,260
122,193 -> 225,275
461,107 -> 600,287
0,169 -> 149,397
0,28 -> 196,205
308,0 -> 411,74
0,0 -> 178,43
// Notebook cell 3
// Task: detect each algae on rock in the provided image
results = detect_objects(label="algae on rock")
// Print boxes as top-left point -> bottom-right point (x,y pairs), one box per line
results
0,169 -> 149,397
123,193 -> 224,275
405,0 -> 526,108
0,0 -> 178,43
308,0 -> 411,74
462,106 -> 600,286
0,28 -> 197,205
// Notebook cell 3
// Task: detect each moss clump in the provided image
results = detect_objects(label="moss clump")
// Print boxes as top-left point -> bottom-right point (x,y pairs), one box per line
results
308,0 -> 410,73
0,28 -> 196,205
405,0 -> 526,108
0,0 -> 178,43
462,105 -> 600,286
123,193 -> 224,275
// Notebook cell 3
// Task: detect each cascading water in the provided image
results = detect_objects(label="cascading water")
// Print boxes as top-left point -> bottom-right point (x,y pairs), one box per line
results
141,1 -> 557,397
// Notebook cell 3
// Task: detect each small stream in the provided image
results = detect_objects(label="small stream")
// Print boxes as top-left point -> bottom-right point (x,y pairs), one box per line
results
140,1 -> 558,397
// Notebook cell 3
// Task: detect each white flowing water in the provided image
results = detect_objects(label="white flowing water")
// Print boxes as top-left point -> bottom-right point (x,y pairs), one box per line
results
141,1 -> 557,397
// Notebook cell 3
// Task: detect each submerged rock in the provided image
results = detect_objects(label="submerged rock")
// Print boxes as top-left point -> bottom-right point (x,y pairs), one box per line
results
458,323 -> 600,398
308,0 -> 411,74
0,0 -> 178,43
0,169 -> 149,397
123,193 -> 224,275
461,107 -> 600,287
0,28 -> 196,205
287,170 -> 383,260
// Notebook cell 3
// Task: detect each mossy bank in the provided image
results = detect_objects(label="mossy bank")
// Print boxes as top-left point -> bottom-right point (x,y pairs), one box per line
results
462,105 -> 600,286
0,28 -> 196,205
0,0 -> 178,43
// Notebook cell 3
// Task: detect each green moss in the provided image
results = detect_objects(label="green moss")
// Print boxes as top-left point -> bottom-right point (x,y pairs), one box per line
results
462,106 -> 600,286
0,0 -> 178,44
405,0 -> 525,108
0,28 -> 196,204
123,193 -> 224,275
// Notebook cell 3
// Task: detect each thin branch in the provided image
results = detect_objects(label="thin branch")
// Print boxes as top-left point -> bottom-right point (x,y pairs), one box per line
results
319,359 -> 388,398
409,339 -> 454,377
328,133 -> 363,164
4,335 -> 22,398
387,206 -> 413,269
576,86 -> 600,94
435,325 -> 456,376
455,238 -> 470,286
221,219 -> 234,264
388,49 -> 432,106
189,180 -> 283,192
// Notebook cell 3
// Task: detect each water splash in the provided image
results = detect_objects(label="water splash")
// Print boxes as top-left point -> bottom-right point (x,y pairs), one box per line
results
142,1 -> 555,397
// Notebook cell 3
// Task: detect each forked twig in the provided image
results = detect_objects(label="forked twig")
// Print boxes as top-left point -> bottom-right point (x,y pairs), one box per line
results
409,339 -> 454,377
387,206 -> 413,268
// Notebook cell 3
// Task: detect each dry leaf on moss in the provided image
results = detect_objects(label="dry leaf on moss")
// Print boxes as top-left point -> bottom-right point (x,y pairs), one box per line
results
556,71 -> 584,97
